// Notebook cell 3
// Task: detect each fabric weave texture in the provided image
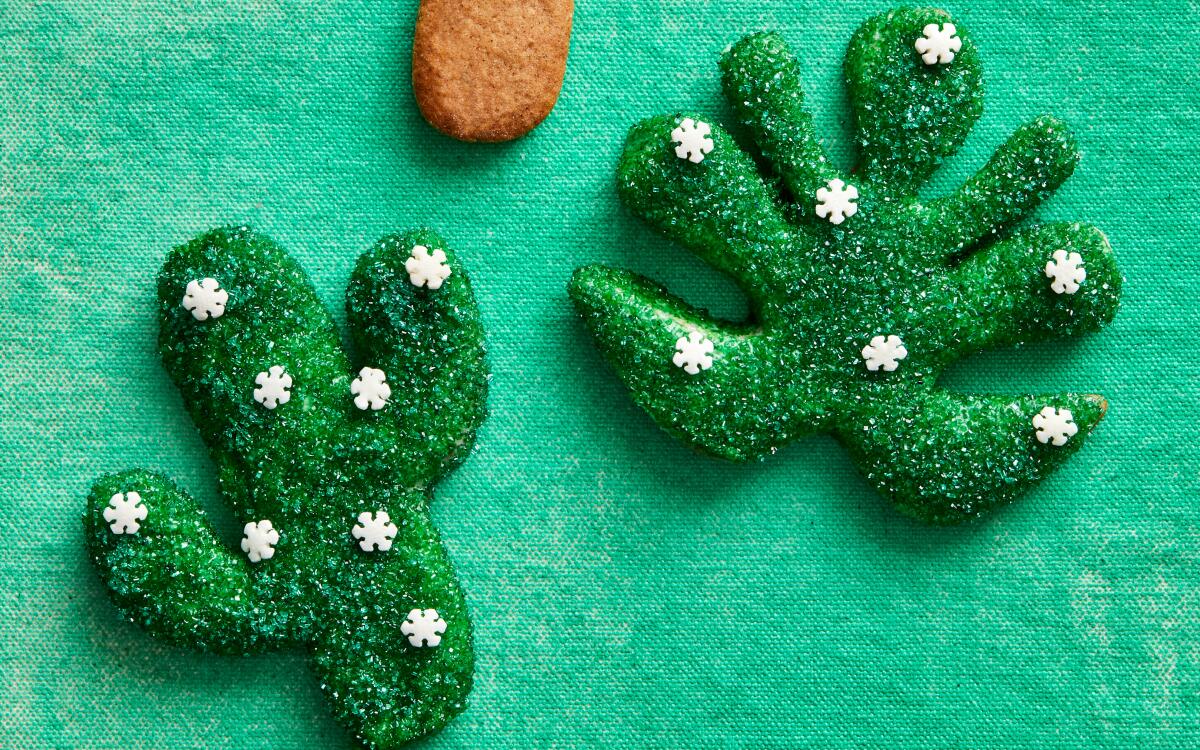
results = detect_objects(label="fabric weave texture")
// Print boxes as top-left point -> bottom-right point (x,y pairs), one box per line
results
1,0 -> 1198,747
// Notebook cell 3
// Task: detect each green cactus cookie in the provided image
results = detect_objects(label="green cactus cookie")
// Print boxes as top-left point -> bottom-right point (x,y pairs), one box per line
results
568,8 -> 1121,524
84,226 -> 487,748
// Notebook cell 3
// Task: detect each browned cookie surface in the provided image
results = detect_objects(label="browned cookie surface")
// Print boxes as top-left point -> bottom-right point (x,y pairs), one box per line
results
413,0 -> 573,142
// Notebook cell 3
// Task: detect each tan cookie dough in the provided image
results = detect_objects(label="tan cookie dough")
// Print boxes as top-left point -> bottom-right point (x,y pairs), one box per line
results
412,0 -> 573,142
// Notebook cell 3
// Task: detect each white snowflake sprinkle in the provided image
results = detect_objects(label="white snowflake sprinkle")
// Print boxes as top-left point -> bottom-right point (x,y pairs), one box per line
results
405,245 -> 452,290
815,178 -> 859,225
253,365 -> 292,409
352,510 -> 398,552
915,22 -> 961,65
1045,250 -> 1086,295
351,367 -> 391,411
1033,406 -> 1078,446
671,118 -> 714,164
401,608 -> 447,648
241,520 -> 279,562
182,278 -> 229,321
673,331 -> 714,375
103,491 -> 147,535
862,334 -> 909,372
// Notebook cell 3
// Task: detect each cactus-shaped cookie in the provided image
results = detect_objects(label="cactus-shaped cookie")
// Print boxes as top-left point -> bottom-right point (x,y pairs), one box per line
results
84,227 -> 487,747
569,8 -> 1121,524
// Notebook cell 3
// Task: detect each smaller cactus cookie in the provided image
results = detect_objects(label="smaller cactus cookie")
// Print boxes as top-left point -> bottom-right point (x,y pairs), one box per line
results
568,8 -> 1122,524
84,227 -> 488,748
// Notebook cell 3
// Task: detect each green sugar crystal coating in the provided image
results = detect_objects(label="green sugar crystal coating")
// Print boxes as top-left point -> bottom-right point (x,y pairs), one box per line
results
569,7 -> 1122,524
84,226 -> 488,748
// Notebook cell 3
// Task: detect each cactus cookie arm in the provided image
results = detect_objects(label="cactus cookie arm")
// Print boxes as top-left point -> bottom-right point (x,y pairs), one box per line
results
618,114 -> 808,300
719,32 -> 844,202
569,266 -> 815,461
836,391 -> 1108,525
156,226 -> 352,512
846,7 -> 983,194
84,470 -> 284,654
311,502 -> 473,749
345,230 -> 488,486
931,222 -> 1121,364
925,117 -> 1081,259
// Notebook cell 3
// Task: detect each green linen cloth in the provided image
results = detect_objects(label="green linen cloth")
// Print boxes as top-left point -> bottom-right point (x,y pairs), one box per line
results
1,0 -> 1197,747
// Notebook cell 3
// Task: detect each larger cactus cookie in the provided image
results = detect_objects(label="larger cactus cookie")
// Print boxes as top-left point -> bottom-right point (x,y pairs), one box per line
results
568,8 -> 1121,524
84,227 -> 487,747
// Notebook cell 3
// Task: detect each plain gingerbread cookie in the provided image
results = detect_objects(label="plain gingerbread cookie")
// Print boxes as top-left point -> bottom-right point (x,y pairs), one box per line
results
413,0 -> 573,142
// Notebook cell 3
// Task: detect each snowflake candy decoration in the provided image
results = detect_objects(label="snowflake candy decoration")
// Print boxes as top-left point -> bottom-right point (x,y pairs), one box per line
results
915,22 -> 961,65
1033,406 -> 1078,446
253,365 -> 292,409
352,510 -> 398,552
862,334 -> 908,372
401,608 -> 447,648
1045,249 -> 1087,295
673,331 -> 714,374
671,117 -> 715,163
815,178 -> 859,225
405,244 -> 452,289
569,10 -> 1121,524
103,491 -> 147,535
182,277 -> 229,320
241,520 -> 279,562
85,227 -> 489,748
351,366 -> 391,411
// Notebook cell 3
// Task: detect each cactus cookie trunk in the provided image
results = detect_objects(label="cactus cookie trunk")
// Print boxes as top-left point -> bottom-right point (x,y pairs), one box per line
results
85,226 -> 488,748
569,8 -> 1122,524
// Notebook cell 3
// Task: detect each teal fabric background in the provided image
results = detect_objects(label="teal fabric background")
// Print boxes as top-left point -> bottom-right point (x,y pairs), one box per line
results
2,0 -> 1198,747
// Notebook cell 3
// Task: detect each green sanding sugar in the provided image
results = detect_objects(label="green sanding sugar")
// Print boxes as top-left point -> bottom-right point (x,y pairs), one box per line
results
568,7 -> 1122,524
84,226 -> 488,748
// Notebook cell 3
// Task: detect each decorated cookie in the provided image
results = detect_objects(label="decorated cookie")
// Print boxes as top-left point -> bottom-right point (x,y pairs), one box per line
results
412,0 -> 573,142
568,8 -> 1121,524
84,227 -> 488,747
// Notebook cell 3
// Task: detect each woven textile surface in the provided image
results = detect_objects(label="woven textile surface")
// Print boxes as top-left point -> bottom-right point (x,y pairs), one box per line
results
1,0 -> 1198,747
